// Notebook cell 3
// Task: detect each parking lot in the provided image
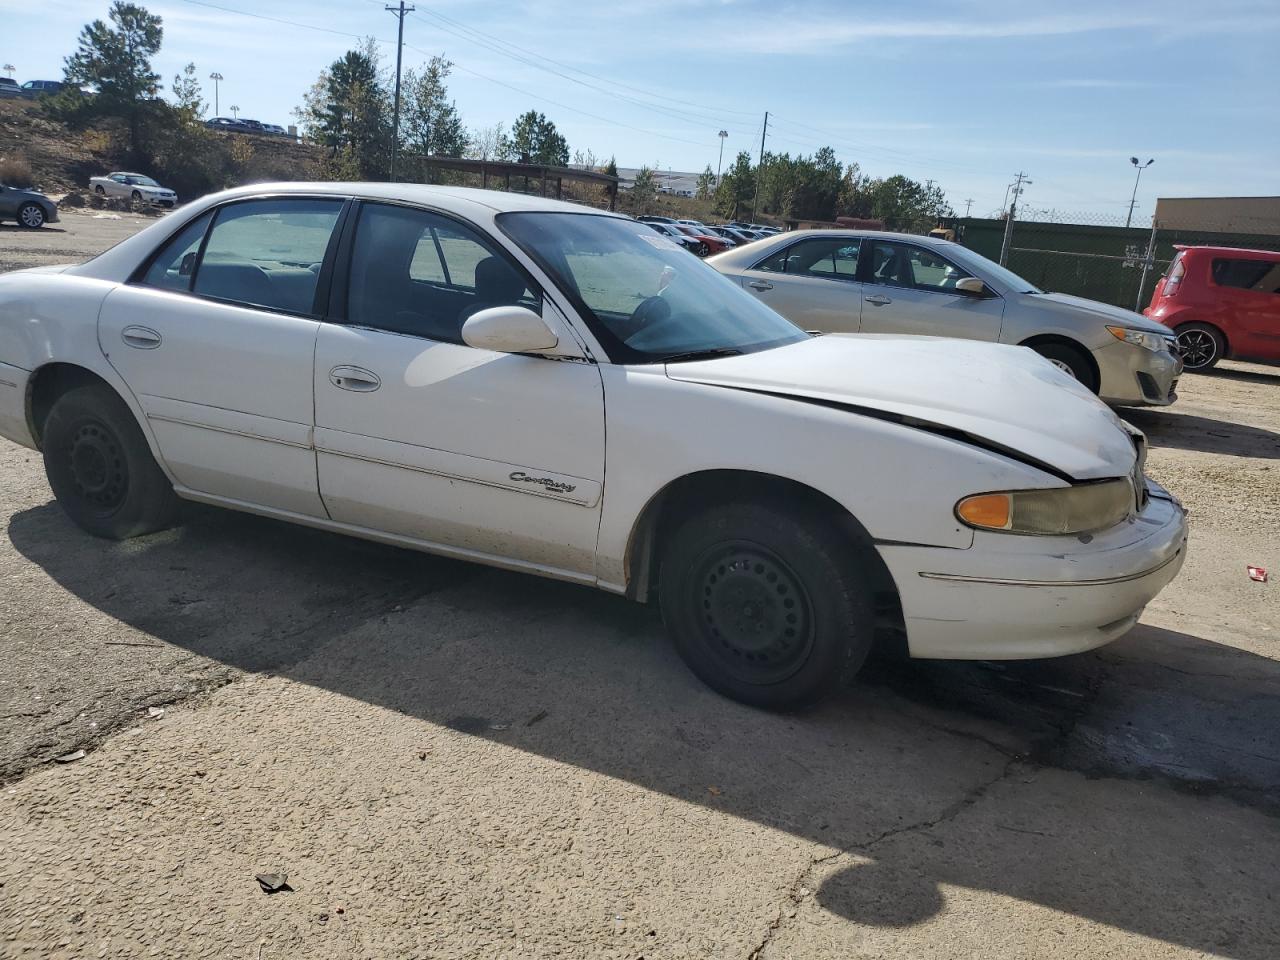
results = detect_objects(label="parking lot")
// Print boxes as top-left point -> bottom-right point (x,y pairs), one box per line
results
1,212 -> 1278,958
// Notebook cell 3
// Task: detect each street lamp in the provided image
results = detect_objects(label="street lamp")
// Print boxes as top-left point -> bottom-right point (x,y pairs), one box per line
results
716,129 -> 728,181
229,104 -> 240,120
1125,156 -> 1154,229
2,64 -> 14,79
209,72 -> 223,117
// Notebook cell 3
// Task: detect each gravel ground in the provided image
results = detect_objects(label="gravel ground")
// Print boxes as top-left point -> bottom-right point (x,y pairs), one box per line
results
1,212 -> 1278,959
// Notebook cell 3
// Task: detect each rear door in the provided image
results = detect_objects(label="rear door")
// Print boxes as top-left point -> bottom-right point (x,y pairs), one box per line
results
857,239 -> 1005,341
98,196 -> 346,516
737,236 -> 864,332
1211,256 -> 1280,360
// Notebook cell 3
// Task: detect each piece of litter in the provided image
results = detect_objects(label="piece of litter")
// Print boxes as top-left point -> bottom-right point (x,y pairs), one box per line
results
147,706 -> 165,719
707,785 -> 722,796
417,751 -> 428,760
488,722 -> 510,731
1248,566 -> 1268,583
255,873 -> 291,894
525,710 -> 548,727
55,750 -> 86,764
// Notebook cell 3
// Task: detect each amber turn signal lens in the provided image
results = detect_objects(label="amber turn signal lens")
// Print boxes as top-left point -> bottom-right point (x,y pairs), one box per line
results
956,493 -> 1012,530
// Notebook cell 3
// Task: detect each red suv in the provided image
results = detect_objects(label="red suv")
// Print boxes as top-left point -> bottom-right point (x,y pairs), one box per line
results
1145,245 -> 1280,371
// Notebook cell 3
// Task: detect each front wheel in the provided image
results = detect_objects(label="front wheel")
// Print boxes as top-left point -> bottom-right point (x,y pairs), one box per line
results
94,185 -> 106,196
1174,322 -> 1224,371
42,384 -> 178,539
658,500 -> 876,709
1030,341 -> 1099,393
17,203 -> 45,229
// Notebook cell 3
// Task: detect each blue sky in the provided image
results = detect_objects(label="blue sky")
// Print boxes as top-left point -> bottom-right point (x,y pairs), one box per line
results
4,0 -> 1278,221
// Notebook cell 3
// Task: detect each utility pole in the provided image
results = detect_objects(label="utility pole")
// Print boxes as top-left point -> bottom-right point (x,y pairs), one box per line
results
209,72 -> 222,116
999,172 -> 1030,266
716,129 -> 728,182
963,198 -> 973,217
750,111 -> 768,222
1125,157 -> 1154,229
386,1 -> 415,181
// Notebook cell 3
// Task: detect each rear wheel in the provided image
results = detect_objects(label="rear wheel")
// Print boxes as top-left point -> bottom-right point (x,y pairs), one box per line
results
17,203 -> 45,229
1029,341 -> 1099,393
658,500 -> 876,709
42,384 -> 178,539
130,190 -> 143,204
1174,322 -> 1224,371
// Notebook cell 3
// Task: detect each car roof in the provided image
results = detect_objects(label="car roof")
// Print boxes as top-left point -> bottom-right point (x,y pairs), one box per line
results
1174,244 -> 1280,260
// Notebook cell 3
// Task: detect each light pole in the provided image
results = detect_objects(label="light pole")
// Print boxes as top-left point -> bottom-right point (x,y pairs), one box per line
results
716,129 -> 728,181
1125,157 -> 1154,229
209,72 -> 223,116
2,64 -> 14,79
229,104 -> 240,120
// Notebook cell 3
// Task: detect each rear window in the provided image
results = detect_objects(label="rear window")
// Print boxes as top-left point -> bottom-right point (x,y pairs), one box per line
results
1211,258 -> 1280,294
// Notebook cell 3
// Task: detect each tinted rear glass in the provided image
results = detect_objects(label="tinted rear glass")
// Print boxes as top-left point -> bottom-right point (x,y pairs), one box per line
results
1212,258 -> 1280,294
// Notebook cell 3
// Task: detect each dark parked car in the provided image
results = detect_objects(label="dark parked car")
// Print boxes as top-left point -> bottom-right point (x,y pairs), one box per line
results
20,80 -> 65,99
0,182 -> 59,228
0,78 -> 20,99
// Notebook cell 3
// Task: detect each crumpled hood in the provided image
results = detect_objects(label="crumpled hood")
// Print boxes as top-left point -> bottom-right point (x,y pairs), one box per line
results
666,334 -> 1137,480
1031,292 -> 1172,336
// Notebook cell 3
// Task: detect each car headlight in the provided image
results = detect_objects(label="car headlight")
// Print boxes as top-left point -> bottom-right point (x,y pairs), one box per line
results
956,479 -> 1134,535
1106,325 -> 1169,353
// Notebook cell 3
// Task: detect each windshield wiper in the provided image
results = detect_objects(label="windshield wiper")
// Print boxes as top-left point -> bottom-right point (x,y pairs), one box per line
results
657,347 -> 744,364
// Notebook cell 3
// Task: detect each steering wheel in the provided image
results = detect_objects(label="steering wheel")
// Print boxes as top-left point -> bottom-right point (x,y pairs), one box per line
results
629,295 -> 671,328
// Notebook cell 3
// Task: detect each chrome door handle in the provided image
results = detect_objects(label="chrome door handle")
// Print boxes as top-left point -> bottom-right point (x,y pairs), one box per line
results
747,280 -> 773,291
329,365 -> 381,392
865,295 -> 892,306
121,325 -> 162,349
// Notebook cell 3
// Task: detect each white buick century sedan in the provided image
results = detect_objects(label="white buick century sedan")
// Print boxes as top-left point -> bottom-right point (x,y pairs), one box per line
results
0,184 -> 1187,708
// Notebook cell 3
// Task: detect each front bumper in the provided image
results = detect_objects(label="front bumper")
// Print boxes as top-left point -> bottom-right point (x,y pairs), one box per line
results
879,481 -> 1187,660
1096,339 -> 1182,407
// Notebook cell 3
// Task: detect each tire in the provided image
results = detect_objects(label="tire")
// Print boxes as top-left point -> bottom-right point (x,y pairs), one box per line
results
17,203 -> 45,229
131,190 -> 143,205
1030,341 -> 1099,393
696,242 -> 709,257
42,383 -> 178,539
94,185 -> 106,196
1174,322 -> 1224,371
658,500 -> 877,709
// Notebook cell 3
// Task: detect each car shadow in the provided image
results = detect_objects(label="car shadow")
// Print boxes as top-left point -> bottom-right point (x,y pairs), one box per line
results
1124,408 -> 1280,459
1200,363 -> 1280,386
7,500 -> 1280,958
0,224 -> 67,234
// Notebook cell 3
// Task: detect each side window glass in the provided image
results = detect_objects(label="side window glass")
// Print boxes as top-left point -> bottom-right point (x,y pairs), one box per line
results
905,245 -> 974,293
139,212 -> 213,292
869,242 -> 913,288
192,198 -> 343,314
347,203 -> 540,344
1213,258 -> 1280,294
756,238 -> 861,279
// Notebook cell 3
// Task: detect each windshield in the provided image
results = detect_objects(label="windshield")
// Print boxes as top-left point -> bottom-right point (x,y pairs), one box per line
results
499,212 -> 808,364
126,176 -> 160,187
951,245 -> 1042,294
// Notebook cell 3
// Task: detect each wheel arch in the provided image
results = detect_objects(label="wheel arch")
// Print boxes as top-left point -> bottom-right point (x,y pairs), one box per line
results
623,468 -> 906,650
27,362 -> 127,450
1018,334 -> 1101,389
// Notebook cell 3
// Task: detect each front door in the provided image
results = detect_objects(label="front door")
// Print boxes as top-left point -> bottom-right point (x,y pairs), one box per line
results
98,196 -> 346,517
313,201 -> 605,580
858,240 -> 1006,341
738,236 -> 864,333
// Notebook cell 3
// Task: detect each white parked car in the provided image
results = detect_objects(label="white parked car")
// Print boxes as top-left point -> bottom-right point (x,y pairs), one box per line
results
0,184 -> 1187,708
89,172 -> 178,208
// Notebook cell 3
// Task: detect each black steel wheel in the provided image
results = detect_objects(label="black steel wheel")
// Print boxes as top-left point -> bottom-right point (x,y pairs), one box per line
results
43,383 -> 178,539
1174,323 -> 1224,371
659,499 -> 876,709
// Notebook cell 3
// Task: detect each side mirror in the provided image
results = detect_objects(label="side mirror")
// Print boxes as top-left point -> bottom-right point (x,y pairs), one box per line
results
462,305 -> 559,354
955,277 -> 988,296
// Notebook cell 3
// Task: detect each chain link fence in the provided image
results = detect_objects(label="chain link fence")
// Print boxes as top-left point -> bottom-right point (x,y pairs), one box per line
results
954,211 -> 1280,311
